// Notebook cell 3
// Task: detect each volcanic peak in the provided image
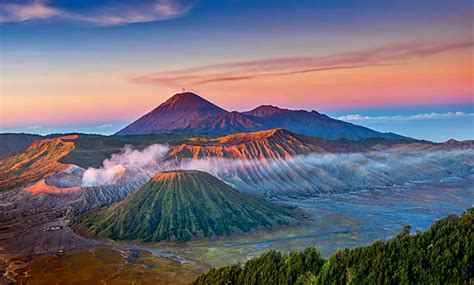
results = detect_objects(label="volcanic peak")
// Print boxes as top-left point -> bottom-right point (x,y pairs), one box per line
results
76,169 -> 292,242
152,170 -> 202,183
159,92 -> 226,112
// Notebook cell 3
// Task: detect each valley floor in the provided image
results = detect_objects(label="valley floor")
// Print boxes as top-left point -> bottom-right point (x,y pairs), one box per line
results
1,176 -> 472,284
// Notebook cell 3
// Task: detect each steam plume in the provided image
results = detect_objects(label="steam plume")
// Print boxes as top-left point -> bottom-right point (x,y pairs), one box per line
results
82,144 -> 169,186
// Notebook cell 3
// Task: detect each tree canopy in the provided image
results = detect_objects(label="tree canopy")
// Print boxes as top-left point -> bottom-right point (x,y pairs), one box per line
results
193,208 -> 473,284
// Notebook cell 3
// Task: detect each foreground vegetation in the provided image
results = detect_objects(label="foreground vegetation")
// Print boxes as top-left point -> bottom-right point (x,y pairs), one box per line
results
193,208 -> 473,284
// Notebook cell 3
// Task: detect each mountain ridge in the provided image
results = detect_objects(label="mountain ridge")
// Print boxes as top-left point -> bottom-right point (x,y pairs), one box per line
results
166,128 -> 324,161
0,135 -> 78,192
165,128 -> 473,162
115,92 -> 408,140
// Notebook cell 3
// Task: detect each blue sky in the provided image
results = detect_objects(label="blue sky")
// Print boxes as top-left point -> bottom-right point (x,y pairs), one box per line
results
0,0 -> 472,141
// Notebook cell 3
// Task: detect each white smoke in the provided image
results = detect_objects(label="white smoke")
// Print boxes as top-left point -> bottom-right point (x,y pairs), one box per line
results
82,144 -> 169,186
81,141 -> 472,196
82,165 -> 127,187
164,149 -> 473,196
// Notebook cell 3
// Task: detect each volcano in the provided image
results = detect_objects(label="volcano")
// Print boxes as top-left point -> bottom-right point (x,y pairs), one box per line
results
115,92 -> 407,140
76,170 -> 292,242
115,92 -> 227,135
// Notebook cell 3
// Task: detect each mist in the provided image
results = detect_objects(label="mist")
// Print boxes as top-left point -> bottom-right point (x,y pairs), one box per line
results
82,142 -> 473,197
168,149 -> 473,196
82,144 -> 169,186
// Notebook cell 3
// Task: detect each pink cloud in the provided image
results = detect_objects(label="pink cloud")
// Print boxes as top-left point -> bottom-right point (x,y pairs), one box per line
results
0,1 -> 60,22
0,0 -> 194,26
130,40 -> 473,87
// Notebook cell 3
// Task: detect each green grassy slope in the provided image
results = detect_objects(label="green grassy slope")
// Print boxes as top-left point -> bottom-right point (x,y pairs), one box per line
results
76,170 -> 292,242
192,208 -> 473,284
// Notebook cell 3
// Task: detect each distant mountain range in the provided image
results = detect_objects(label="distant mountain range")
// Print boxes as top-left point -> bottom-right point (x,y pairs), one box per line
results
2,129 -> 471,194
115,92 -> 406,140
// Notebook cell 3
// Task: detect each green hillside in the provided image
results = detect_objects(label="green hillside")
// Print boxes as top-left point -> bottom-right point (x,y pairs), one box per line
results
75,170 -> 292,242
193,208 -> 473,284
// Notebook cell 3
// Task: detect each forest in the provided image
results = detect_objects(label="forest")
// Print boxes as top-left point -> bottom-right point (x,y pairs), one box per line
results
193,208 -> 473,284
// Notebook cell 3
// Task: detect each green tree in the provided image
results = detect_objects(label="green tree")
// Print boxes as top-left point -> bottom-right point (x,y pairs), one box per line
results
192,208 -> 474,285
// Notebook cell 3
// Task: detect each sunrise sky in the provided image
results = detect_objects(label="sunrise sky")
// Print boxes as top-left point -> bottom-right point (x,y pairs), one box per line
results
1,0 -> 473,141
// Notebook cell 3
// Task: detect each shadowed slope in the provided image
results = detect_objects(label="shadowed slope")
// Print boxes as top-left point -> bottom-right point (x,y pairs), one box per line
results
115,92 -> 408,140
243,105 -> 404,140
0,133 -> 42,159
195,111 -> 264,134
76,170 -> 292,242
116,92 -> 227,135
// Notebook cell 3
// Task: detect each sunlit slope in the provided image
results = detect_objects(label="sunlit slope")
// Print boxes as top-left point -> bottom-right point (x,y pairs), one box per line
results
167,128 -> 323,161
169,129 -> 473,162
0,135 -> 77,192
165,131 -> 473,196
166,128 -> 423,161
76,170 -> 292,242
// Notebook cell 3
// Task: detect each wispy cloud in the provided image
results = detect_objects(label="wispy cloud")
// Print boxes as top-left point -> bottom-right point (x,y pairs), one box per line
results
0,1 -> 60,22
0,0 -> 194,26
25,125 -> 42,130
338,112 -> 474,123
97,124 -> 113,129
131,40 -> 473,87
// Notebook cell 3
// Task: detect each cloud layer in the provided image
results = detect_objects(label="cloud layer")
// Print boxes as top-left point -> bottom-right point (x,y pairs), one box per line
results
131,40 -> 473,87
0,0 -> 194,25
338,112 -> 474,123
